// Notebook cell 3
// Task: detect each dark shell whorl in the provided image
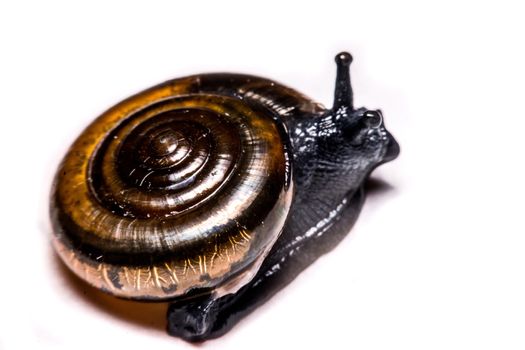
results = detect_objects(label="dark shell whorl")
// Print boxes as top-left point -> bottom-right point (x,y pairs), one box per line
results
51,85 -> 294,299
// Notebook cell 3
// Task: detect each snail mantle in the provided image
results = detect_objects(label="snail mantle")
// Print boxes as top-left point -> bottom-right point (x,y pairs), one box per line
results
50,52 -> 399,342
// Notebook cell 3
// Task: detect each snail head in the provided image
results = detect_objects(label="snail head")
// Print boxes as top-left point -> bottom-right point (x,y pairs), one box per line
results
320,52 -> 399,184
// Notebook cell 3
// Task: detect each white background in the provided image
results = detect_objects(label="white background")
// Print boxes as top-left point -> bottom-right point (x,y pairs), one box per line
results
1,1 -> 524,349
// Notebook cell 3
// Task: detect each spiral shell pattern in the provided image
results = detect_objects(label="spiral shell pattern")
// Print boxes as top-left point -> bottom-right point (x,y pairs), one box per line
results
51,77 -> 293,299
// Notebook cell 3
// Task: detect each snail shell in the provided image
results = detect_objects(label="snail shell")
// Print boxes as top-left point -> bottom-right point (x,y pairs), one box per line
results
51,78 -> 294,299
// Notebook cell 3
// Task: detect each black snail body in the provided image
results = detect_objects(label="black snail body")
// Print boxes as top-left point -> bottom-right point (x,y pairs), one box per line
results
50,52 -> 399,341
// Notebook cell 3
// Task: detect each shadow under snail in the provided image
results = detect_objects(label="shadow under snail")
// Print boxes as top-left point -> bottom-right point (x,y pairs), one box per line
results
50,52 -> 399,342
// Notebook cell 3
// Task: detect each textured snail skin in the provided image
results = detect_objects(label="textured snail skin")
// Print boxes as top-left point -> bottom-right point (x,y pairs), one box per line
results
50,52 -> 399,342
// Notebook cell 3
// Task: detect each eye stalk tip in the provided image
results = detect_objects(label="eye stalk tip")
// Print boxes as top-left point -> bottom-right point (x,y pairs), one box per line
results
364,110 -> 383,128
335,52 -> 353,67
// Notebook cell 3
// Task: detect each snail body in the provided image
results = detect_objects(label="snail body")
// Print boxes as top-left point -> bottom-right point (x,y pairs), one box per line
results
50,52 -> 399,341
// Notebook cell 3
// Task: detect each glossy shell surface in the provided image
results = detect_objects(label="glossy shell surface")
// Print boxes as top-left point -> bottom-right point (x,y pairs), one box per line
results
51,77 -> 293,299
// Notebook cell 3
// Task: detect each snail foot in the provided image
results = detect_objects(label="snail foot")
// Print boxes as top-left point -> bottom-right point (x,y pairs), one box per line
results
167,295 -> 219,342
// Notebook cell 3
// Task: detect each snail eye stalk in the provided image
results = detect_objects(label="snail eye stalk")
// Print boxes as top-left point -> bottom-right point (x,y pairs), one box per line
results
332,51 -> 354,113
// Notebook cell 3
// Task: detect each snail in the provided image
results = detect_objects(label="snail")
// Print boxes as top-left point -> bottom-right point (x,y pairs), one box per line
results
50,52 -> 399,341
